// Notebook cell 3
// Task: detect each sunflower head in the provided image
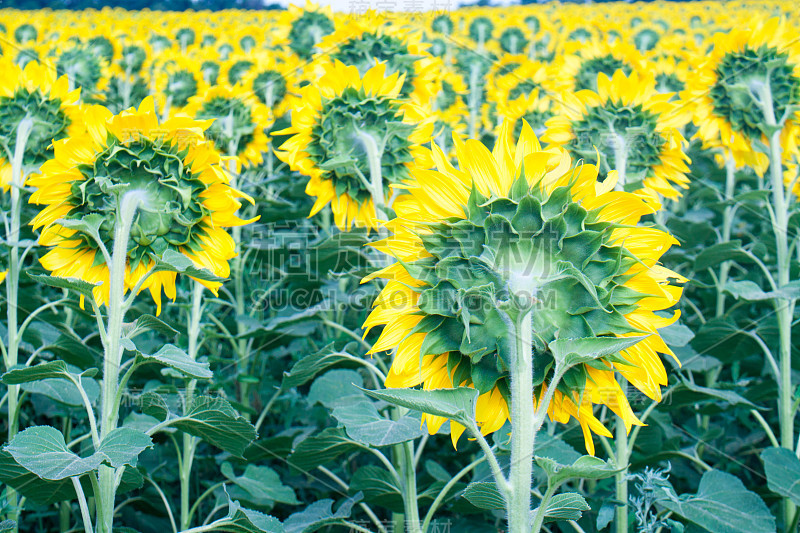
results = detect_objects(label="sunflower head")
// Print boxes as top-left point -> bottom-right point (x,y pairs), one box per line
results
364,120 -> 684,452
276,61 -> 433,230
28,97 -> 257,313
0,59 -> 82,190
686,17 -> 800,172
56,44 -> 107,93
287,2 -> 335,59
184,84 -> 271,168
543,70 -> 691,200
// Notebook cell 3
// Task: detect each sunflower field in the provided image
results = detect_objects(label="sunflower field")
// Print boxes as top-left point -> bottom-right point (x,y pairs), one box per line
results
1,1 -> 800,532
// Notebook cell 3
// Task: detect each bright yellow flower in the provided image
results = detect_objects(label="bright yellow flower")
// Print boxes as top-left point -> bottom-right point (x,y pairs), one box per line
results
543,70 -> 691,201
0,59 -> 82,191
364,120 -> 684,454
27,97 -> 256,313
183,84 -> 271,168
275,61 -> 433,231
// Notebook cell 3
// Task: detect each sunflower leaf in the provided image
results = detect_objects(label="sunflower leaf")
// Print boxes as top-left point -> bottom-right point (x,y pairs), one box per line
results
150,249 -> 225,282
549,336 -> 647,370
359,386 -> 479,427
532,492 -> 590,523
4,426 -> 104,480
761,447 -> 800,506
135,344 -> 213,380
463,481 -> 506,510
27,273 -> 99,299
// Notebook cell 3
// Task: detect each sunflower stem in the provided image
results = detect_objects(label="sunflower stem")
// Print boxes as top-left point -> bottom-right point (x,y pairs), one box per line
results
355,130 -> 386,224
180,282 -> 203,530
468,64 -> 481,140
715,152 -> 737,317
755,71 -> 796,530
4,116 -> 33,530
507,308 -> 534,533
615,377 -> 629,533
96,191 -> 144,533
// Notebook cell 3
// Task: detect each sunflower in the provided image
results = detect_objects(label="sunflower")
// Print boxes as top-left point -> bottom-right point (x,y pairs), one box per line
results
317,17 -> 441,105
542,70 -> 691,201
0,59 -> 82,191
240,50 -> 302,119
153,50 -> 209,114
683,17 -> 800,175
284,1 -> 335,60
183,84 -> 271,168
275,61 -> 433,231
557,40 -> 643,93
27,97 -> 256,313
488,57 -> 555,136
363,120 -> 685,453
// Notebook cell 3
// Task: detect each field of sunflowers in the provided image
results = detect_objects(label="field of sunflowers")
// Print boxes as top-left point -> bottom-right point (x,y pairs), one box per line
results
1,0 -> 800,532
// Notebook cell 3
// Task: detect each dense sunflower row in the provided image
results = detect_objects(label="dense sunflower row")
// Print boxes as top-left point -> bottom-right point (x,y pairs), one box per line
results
1,0 -> 799,460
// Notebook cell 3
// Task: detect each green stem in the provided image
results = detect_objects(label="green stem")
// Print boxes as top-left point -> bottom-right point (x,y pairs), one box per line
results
96,191 -> 143,533
5,117 -> 33,531
356,130 -> 386,223
71,477 -> 94,533
530,484 -> 557,533
508,309 -> 534,533
181,283 -> 203,530
716,153 -> 737,317
400,440 -> 422,533
615,377 -> 629,533
468,64 -> 481,140
4,117 -> 34,529
757,74 -> 796,529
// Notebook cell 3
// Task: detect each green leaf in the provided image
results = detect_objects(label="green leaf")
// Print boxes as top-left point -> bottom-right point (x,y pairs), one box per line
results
124,314 -> 179,338
307,370 -> 364,409
172,396 -> 256,456
222,463 -> 300,507
658,470 -> 775,533
281,344 -> 357,389
56,214 -> 105,244
136,344 -> 213,380
0,451 -> 78,505
724,280 -> 800,301
349,466 -> 403,512
463,481 -> 506,510
0,520 -> 15,532
205,496 -> 285,533
96,428 -> 153,468
534,492 -> 590,523
27,273 -> 99,299
360,387 -> 479,427
549,336 -> 645,369
288,428 -> 360,472
139,392 -> 169,422
150,248 -> 225,282
283,494 -> 361,533
762,447 -> 800,506
694,240 -> 752,271
5,426 -> 103,480
677,378 -> 758,408
2,361 -> 98,384
535,455 -> 621,487
331,397 -> 425,447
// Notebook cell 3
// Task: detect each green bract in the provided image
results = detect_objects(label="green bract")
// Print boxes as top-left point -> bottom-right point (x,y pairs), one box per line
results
575,55 -> 631,92
165,70 -> 198,108
227,60 -> 253,85
569,103 -> 662,185
709,46 -> 800,140
57,46 -> 103,91
66,136 -> 212,270
288,10 -> 334,59
403,177 -> 643,399
331,33 -> 419,98
500,27 -> 529,55
253,70 -> 287,108
196,96 -> 255,156
306,88 -> 415,205
120,45 -> 147,74
0,89 -> 70,168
